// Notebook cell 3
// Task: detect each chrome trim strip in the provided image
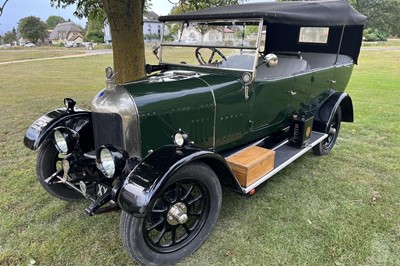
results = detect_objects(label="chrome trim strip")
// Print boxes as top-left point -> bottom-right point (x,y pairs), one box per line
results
251,19 -> 264,77
127,92 -> 142,159
161,43 -> 257,50
197,77 -> 217,149
210,88 -> 217,149
271,139 -> 289,151
83,152 -> 96,160
159,22 -> 165,64
240,132 -> 328,194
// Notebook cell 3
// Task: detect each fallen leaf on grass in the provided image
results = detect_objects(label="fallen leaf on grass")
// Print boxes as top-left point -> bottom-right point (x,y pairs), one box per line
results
28,258 -> 36,265
371,191 -> 381,205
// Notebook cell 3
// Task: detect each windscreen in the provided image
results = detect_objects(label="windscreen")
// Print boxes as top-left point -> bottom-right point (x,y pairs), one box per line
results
163,20 -> 260,48
160,20 -> 263,71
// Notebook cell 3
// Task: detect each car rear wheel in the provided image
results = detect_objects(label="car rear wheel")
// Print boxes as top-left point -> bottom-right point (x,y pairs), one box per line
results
313,106 -> 342,156
120,162 -> 222,266
36,140 -> 83,201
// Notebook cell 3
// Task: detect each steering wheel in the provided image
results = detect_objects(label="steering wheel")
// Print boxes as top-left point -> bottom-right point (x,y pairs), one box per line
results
195,47 -> 227,65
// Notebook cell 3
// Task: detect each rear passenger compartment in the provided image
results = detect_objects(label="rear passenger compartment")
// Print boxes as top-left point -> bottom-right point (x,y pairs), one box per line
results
301,53 -> 353,69
256,52 -> 353,80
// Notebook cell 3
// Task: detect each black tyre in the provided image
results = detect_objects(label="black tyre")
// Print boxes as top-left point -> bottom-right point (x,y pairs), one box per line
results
120,162 -> 222,266
36,140 -> 83,201
313,106 -> 342,156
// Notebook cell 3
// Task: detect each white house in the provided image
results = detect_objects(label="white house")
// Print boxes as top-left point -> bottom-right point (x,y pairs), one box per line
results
103,11 -> 162,43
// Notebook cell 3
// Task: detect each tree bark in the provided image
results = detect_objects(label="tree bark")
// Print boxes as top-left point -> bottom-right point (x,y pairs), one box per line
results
101,0 -> 146,84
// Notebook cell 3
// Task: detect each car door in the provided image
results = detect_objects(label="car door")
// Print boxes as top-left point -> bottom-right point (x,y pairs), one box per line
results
308,68 -> 335,110
250,75 -> 294,136
200,74 -> 251,153
290,71 -> 314,113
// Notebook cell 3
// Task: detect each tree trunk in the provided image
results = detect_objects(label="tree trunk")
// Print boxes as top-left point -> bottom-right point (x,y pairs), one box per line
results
102,0 -> 146,84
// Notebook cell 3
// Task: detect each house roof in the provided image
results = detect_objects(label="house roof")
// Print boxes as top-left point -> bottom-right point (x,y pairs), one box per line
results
159,0 -> 366,26
49,22 -> 82,40
144,11 -> 160,22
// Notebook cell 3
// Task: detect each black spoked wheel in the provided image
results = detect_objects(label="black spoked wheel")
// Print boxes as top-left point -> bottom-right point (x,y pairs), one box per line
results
36,140 -> 83,201
313,106 -> 342,156
144,179 -> 209,253
120,162 -> 222,266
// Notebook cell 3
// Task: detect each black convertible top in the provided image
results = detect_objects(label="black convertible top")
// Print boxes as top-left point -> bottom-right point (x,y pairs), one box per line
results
159,0 -> 366,26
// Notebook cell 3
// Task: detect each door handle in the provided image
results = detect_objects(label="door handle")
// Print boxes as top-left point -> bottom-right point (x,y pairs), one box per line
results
288,90 -> 297,96
327,79 -> 337,84
244,85 -> 249,100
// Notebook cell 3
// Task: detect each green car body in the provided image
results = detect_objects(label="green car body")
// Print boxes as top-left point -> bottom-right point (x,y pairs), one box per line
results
111,61 -> 353,158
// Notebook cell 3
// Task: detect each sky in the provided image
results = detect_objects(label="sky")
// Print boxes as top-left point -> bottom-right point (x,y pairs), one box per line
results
0,0 -> 269,35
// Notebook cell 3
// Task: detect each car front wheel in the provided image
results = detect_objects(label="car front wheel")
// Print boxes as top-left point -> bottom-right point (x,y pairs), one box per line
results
313,106 -> 342,156
120,162 -> 222,266
36,140 -> 83,201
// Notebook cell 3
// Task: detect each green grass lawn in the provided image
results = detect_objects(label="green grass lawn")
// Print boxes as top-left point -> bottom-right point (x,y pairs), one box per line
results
0,48 -> 399,265
362,38 -> 400,47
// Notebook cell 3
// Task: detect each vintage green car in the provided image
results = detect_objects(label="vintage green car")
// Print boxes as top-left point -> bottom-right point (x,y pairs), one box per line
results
24,1 -> 366,265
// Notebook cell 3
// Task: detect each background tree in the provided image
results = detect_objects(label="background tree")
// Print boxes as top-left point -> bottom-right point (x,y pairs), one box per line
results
1,28 -> 17,44
350,0 -> 400,37
51,0 -> 145,84
85,17 -> 105,43
18,16 -> 48,44
46,15 -> 66,29
0,0 -> 9,16
170,0 -> 245,14
50,0 -> 244,84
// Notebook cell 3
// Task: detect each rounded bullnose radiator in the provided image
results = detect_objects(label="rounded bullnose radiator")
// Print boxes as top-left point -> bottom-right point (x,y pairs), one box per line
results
91,86 -> 141,158
92,112 -> 124,151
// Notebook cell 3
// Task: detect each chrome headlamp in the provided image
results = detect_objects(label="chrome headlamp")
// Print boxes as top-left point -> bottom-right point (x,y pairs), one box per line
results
173,130 -> 189,147
96,145 -> 128,178
53,127 -> 79,155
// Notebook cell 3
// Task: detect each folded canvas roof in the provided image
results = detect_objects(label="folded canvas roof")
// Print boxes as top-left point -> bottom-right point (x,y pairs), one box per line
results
159,0 -> 366,27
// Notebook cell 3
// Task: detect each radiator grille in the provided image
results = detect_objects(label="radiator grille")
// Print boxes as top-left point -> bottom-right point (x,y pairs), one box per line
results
92,112 -> 124,150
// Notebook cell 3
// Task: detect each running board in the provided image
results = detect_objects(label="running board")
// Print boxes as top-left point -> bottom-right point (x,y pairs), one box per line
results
241,131 -> 328,194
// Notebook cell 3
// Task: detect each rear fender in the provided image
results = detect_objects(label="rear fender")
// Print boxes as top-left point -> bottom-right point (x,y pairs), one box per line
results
118,145 -> 241,217
24,108 -> 92,151
313,92 -> 353,133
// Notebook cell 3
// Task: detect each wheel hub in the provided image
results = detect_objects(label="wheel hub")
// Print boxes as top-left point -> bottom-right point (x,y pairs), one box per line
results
167,202 -> 188,225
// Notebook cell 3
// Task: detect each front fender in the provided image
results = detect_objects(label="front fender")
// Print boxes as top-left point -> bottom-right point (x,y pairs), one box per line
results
118,145 -> 239,217
24,108 -> 92,150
